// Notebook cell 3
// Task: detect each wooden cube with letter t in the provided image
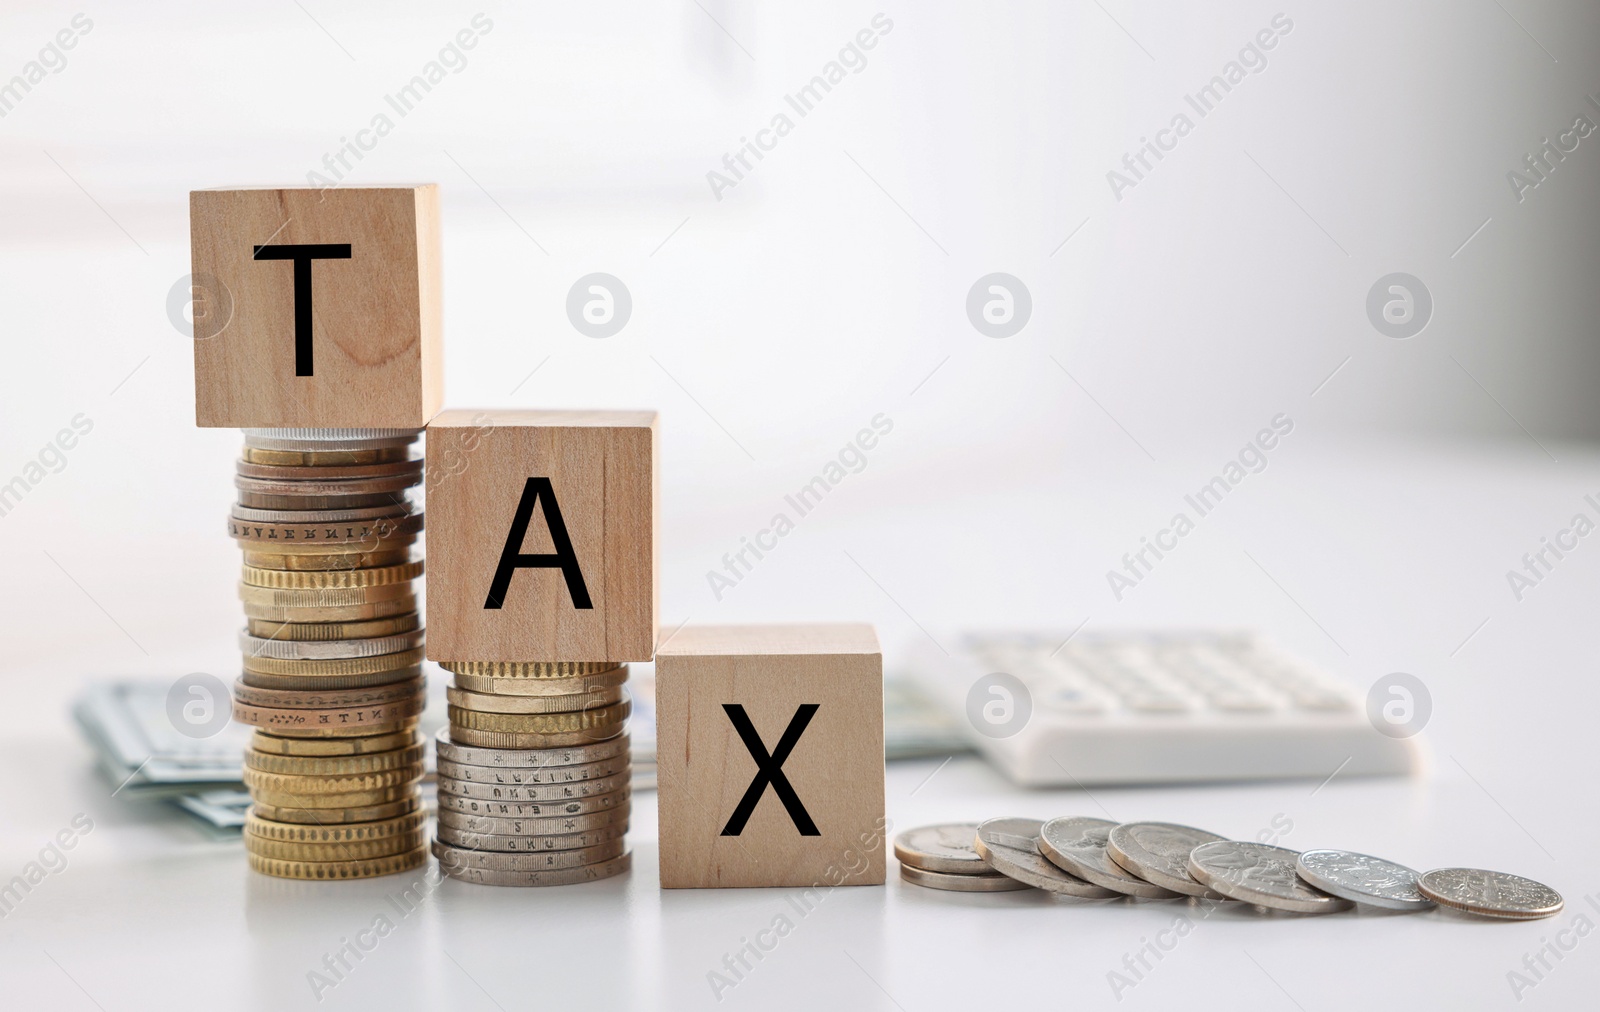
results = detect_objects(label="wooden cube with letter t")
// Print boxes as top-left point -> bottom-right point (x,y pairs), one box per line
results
190,186 -> 442,428
424,409 -> 659,662
656,624 -> 887,888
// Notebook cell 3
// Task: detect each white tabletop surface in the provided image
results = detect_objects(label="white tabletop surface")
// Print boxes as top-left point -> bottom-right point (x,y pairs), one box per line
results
3,437 -> 1598,1011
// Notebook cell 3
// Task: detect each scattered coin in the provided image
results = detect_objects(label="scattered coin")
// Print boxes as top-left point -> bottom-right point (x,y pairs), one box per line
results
974,818 -> 1120,898
1188,842 -> 1352,913
893,823 -> 986,875
1295,850 -> 1434,911
1418,868 -> 1564,920
899,863 -> 1032,892
1107,821 -> 1229,899
1039,817 -> 1183,899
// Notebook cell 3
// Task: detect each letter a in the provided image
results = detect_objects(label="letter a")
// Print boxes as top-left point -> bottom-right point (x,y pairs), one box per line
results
484,477 -> 593,609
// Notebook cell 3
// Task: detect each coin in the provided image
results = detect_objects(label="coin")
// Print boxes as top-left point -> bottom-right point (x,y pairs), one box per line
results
899,863 -> 1032,892
447,699 -> 631,733
240,596 -> 417,622
235,458 -> 424,482
440,660 -> 622,679
240,665 -> 422,692
240,629 -> 424,660
1107,822 -> 1230,899
446,685 -> 624,714
243,427 -> 420,448
1188,842 -> 1352,913
432,838 -> 626,872
238,582 -> 415,609
244,809 -> 428,843
974,818 -> 1121,897
434,729 -> 631,768
1417,868 -> 1564,920
243,765 -> 424,795
231,697 -> 424,731
893,823 -> 986,875
235,473 -> 422,497
245,743 -> 426,777
245,830 -> 427,863
253,797 -> 420,825
237,491 -> 407,511
436,792 -> 631,820
1039,817 -> 1183,899
232,503 -> 416,524
241,560 -> 424,590
251,783 -> 420,810
436,808 -> 630,842
248,844 -> 428,881
241,446 -> 412,467
435,756 -> 629,785
251,727 -> 419,757
248,615 -> 419,641
1292,850 -> 1434,911
230,674 -> 424,709
450,667 -> 629,696
437,774 -> 630,805
437,850 -> 631,887
228,513 -> 423,547
431,820 -> 627,852
241,647 -> 425,677
446,725 -> 629,750
242,548 -> 413,571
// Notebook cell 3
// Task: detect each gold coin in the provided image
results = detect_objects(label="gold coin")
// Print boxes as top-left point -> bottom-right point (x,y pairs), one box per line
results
248,844 -> 428,881
237,491 -> 409,511
246,743 -> 426,777
235,472 -> 421,496
251,727 -> 419,757
243,764 -> 424,795
252,796 -> 419,825
241,665 -> 423,692
244,808 -> 428,843
242,446 -> 412,467
448,699 -> 631,734
241,596 -> 417,622
247,614 -> 419,641
232,698 -> 424,732
258,718 -> 415,740
241,647 -> 425,677
242,548 -> 412,571
238,582 -> 414,609
241,560 -> 424,590
228,514 -> 423,549
245,829 -> 428,863
231,674 -> 425,710
447,685 -> 624,714
249,783 -> 421,809
440,660 -> 623,679
450,668 -> 628,696
446,724 -> 629,750
235,458 -> 424,482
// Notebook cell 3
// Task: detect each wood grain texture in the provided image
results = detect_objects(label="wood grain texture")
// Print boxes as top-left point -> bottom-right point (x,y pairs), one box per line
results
656,624 -> 886,889
424,409 -> 658,662
190,186 -> 442,427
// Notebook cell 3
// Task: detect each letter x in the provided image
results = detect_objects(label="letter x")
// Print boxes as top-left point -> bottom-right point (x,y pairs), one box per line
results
720,704 -> 820,837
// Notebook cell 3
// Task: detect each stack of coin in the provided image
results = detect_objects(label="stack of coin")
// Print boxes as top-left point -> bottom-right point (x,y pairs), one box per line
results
228,428 -> 430,880
431,660 -> 632,886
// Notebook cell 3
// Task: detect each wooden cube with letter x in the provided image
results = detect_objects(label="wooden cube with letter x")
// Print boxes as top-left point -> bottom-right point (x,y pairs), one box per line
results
190,186 -> 442,428
656,624 -> 887,889
423,409 -> 659,662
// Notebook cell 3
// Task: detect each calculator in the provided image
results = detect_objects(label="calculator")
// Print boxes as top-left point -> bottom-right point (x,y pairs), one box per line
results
911,631 -> 1420,787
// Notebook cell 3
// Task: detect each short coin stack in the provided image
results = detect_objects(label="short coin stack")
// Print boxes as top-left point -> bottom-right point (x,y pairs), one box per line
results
896,817 -> 1566,920
431,660 -> 633,886
228,428 -> 430,880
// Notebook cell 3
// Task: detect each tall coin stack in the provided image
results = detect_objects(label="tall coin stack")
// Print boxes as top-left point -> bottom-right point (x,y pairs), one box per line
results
228,428 -> 431,881
431,660 -> 633,886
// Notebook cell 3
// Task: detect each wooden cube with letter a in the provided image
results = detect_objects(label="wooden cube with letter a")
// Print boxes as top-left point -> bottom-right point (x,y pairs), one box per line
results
656,624 -> 886,889
190,186 -> 442,428
424,409 -> 658,662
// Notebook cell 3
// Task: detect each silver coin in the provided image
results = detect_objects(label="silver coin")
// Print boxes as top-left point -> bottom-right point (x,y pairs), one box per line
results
893,823 -> 986,874
1295,850 -> 1434,911
239,629 -> 424,660
432,837 -> 626,872
231,504 -> 420,524
436,806 -> 629,838
244,428 -> 421,450
974,818 -> 1120,898
1418,868 -> 1564,920
436,756 -> 629,786
433,816 -> 628,850
1107,822 -> 1229,899
434,729 -> 631,768
437,787 -> 628,817
899,863 -> 1031,893
1039,817 -> 1183,899
1188,842 -> 1352,914
438,850 -> 632,887
436,773 -> 629,803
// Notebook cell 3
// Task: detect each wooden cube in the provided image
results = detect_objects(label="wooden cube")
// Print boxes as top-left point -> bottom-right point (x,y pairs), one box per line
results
656,624 -> 886,889
190,186 -> 442,428
424,409 -> 658,662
